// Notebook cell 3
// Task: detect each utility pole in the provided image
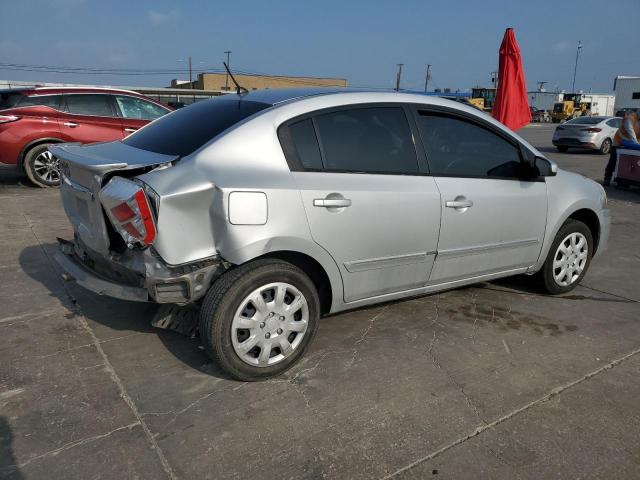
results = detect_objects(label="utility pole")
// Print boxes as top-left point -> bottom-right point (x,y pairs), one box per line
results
188,55 -> 192,85
491,71 -> 498,89
571,41 -> 582,92
395,63 -> 404,92
536,81 -> 548,92
224,50 -> 232,91
424,64 -> 432,93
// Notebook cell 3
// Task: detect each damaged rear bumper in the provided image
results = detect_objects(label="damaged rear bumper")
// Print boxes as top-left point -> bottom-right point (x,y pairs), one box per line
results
55,238 -> 225,304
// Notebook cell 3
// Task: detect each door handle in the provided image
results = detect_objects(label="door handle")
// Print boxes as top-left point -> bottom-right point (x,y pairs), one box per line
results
124,128 -> 138,133
313,198 -> 352,208
63,122 -> 79,128
445,199 -> 474,209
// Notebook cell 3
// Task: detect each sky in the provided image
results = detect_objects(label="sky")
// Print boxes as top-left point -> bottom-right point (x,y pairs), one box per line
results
1,0 -> 639,93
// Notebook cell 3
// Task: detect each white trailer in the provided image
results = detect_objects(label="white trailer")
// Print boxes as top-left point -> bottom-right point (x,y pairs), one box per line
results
613,76 -> 640,113
528,91 -> 563,112
579,93 -> 615,116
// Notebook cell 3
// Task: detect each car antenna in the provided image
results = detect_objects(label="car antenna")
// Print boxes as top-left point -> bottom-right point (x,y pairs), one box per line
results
223,62 -> 248,95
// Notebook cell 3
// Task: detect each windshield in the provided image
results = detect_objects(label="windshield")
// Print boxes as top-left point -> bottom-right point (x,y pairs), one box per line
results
123,98 -> 271,156
566,117 -> 603,125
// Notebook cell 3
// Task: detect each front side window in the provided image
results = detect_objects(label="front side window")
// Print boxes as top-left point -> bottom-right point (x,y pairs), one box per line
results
115,95 -> 168,121
64,94 -> 114,117
313,107 -> 419,174
416,112 -> 522,178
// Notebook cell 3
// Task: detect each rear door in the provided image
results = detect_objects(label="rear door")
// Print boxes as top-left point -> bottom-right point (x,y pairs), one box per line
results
113,95 -> 170,137
60,94 -> 122,143
280,105 -> 441,303
412,107 -> 547,284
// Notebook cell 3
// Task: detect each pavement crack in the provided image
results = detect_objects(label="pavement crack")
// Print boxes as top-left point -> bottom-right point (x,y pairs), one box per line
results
383,345 -> 640,479
347,306 -> 388,367
12,422 -> 140,470
24,215 -> 178,480
426,329 -> 487,426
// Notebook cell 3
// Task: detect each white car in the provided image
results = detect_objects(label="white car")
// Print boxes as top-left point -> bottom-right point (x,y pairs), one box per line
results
552,116 -> 622,154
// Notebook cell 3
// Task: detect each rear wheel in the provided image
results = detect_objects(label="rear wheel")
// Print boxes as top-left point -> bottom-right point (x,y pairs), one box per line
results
24,144 -> 61,187
557,146 -> 569,153
199,259 -> 320,381
539,219 -> 593,294
599,138 -> 612,155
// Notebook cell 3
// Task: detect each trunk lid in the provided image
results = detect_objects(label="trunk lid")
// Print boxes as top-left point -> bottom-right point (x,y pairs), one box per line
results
50,141 -> 177,255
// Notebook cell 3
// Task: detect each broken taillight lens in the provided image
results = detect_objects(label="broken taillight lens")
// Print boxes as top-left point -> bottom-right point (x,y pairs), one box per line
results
99,177 -> 157,247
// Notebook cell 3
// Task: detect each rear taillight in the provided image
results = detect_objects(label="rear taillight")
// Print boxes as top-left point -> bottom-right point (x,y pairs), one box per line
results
99,177 -> 157,247
0,115 -> 20,124
581,127 -> 602,133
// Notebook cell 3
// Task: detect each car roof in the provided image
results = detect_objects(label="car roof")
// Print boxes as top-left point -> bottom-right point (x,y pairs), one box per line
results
0,86 -> 145,96
217,87 -> 363,106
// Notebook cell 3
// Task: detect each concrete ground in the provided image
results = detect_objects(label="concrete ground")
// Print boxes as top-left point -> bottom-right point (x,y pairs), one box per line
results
1,124 -> 639,479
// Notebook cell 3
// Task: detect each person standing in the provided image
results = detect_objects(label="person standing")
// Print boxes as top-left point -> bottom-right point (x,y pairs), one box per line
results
603,110 -> 640,186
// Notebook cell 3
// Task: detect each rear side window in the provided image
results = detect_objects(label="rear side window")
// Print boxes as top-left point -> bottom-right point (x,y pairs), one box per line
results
280,119 -> 323,170
313,107 -> 418,174
16,95 -> 62,109
416,112 -> 522,178
123,98 -> 270,156
606,118 -> 622,128
65,94 -> 114,117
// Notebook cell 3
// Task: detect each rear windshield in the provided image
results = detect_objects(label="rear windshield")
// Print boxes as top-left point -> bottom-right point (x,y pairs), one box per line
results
566,117 -> 603,125
123,98 -> 270,156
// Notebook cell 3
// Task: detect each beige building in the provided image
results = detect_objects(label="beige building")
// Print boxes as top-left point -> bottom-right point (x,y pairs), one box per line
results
171,72 -> 347,92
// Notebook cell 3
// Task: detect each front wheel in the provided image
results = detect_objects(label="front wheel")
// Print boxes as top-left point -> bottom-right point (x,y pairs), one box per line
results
539,219 -> 593,294
24,144 -> 61,187
557,146 -> 569,153
199,259 -> 320,381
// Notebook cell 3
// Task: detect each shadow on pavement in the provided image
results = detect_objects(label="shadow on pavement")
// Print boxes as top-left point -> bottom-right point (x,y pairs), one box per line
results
0,417 -> 25,480
0,167 -> 32,188
18,244 -> 234,381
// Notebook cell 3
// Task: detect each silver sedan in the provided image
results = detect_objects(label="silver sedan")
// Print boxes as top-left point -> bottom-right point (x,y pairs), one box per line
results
552,116 -> 621,154
52,89 -> 610,380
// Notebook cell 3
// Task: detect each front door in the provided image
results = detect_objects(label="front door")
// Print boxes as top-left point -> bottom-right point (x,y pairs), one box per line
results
281,106 -> 441,303
113,95 -> 170,138
412,109 -> 547,284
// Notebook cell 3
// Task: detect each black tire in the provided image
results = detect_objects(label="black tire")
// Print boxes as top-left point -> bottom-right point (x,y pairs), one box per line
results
598,138 -> 612,155
538,219 -> 593,295
24,143 -> 60,187
556,146 -> 569,153
552,118 -> 560,123
199,259 -> 320,381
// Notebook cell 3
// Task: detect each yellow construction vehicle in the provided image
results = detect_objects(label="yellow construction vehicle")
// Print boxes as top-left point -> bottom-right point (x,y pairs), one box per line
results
468,97 -> 485,110
471,87 -> 496,113
551,94 -> 592,123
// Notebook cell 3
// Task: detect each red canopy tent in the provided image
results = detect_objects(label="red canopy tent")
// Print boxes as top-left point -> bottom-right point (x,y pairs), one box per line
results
492,28 -> 531,131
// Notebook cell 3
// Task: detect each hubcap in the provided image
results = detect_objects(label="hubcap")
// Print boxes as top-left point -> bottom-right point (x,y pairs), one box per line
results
231,282 -> 309,367
553,232 -> 588,287
33,150 -> 60,184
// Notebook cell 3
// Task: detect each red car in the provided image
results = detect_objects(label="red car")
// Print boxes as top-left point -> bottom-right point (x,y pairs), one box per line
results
0,87 -> 171,187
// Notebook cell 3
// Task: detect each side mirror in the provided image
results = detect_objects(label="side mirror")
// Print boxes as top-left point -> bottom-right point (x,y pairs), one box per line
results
535,156 -> 556,177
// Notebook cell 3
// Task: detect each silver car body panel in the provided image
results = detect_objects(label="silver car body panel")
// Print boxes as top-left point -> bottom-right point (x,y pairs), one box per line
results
53,89 -> 608,314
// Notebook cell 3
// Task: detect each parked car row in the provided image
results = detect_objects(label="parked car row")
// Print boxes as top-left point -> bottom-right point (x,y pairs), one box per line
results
0,87 -> 171,187
51,89 -> 610,380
